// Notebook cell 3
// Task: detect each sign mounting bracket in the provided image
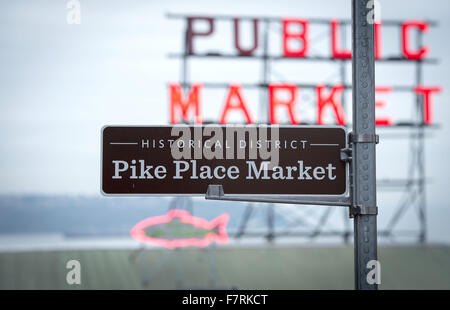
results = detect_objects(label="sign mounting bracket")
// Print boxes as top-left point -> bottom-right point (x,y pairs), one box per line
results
349,205 -> 378,217
349,133 -> 379,144
205,184 -> 352,207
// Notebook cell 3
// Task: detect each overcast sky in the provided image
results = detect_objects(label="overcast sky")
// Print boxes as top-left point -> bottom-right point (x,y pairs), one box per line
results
0,0 -> 449,240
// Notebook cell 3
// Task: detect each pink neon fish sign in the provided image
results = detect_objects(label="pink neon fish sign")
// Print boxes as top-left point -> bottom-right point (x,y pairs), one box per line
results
130,209 -> 230,249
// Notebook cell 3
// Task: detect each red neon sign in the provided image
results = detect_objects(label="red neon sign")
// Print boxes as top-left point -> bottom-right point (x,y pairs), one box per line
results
269,83 -> 300,125
375,86 -> 393,126
169,82 -> 203,124
316,84 -> 346,126
402,21 -> 430,60
330,19 -> 352,59
169,17 -> 441,126
169,83 -> 442,126
130,209 -> 230,249
234,18 -> 259,56
375,22 -> 382,60
282,18 -> 309,58
414,86 -> 442,125
220,84 -> 254,124
185,17 -> 432,60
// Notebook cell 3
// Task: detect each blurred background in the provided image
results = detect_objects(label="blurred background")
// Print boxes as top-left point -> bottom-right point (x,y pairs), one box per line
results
0,0 -> 450,289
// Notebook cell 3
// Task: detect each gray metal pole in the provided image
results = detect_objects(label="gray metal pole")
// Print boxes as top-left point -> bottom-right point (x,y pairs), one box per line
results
340,24 -> 351,244
415,31 -> 427,244
351,0 -> 378,290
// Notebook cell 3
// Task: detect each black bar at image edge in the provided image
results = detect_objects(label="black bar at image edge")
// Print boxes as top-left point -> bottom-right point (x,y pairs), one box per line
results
1,290 -> 450,307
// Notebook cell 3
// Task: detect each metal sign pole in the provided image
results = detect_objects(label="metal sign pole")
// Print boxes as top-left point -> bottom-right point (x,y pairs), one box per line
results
351,0 -> 378,290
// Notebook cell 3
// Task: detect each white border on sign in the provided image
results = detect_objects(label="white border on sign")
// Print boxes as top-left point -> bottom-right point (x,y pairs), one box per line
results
99,124 -> 349,198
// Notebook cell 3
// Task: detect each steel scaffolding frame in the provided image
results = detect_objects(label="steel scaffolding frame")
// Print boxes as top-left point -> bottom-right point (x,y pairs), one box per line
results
167,13 -> 438,244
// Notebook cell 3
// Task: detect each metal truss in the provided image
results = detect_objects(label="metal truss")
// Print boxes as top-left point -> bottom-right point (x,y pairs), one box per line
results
167,13 -> 438,244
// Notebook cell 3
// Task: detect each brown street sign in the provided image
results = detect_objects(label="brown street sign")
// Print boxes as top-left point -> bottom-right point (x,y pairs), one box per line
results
101,125 -> 347,195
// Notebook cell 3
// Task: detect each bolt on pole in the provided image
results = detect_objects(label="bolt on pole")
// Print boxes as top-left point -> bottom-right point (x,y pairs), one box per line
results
351,0 -> 378,290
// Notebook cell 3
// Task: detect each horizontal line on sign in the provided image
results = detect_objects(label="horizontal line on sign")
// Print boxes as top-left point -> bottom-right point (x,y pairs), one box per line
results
310,144 -> 340,146
109,142 -> 138,145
